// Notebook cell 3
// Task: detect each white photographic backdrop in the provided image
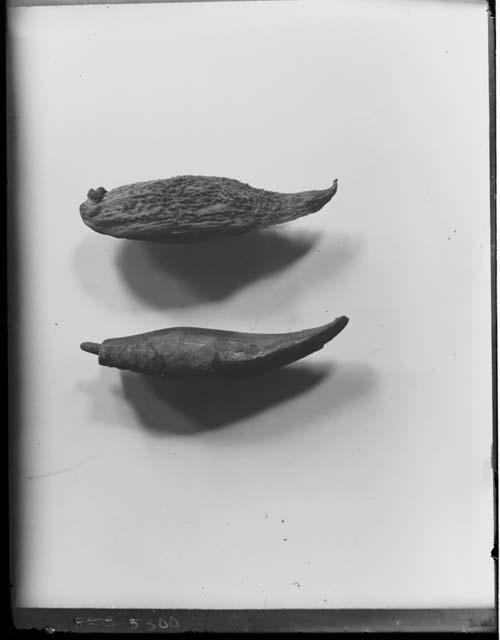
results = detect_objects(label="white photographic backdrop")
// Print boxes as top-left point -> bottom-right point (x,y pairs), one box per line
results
9,0 -> 494,608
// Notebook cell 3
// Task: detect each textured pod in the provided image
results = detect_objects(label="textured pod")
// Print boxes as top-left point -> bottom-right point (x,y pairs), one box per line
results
79,175 -> 338,243
80,317 -> 349,378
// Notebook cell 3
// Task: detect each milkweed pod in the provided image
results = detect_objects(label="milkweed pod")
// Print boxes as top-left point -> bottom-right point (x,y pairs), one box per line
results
80,317 -> 349,378
79,175 -> 338,243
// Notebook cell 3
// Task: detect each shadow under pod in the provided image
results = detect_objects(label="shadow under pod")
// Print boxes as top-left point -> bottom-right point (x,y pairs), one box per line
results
114,228 -> 319,308
118,360 -> 377,436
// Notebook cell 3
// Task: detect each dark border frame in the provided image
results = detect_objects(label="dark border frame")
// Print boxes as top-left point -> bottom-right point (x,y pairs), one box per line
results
488,0 -> 499,625
7,0 -> 498,633
10,608 -> 499,634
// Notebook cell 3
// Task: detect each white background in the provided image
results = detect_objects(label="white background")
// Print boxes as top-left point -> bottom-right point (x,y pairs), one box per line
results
10,0 -> 493,608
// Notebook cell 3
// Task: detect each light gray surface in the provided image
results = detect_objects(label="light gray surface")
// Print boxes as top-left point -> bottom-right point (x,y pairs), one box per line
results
10,0 -> 494,608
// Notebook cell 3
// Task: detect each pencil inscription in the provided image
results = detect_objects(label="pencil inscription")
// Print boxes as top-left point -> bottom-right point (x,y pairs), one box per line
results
128,616 -> 180,631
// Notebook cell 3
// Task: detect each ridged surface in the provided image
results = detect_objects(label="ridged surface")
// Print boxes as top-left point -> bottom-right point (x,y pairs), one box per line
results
80,317 -> 349,378
79,175 -> 338,242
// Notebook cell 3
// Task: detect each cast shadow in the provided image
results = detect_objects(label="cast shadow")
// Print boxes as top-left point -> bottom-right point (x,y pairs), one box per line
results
114,228 -> 319,309
118,361 -> 377,437
74,229 -> 361,311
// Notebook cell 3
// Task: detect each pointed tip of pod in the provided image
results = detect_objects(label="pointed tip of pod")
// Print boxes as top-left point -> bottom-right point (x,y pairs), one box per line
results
324,178 -> 338,198
304,179 -> 339,215
334,314 -> 348,329
80,341 -> 100,355
316,315 -> 349,344
326,178 -> 339,201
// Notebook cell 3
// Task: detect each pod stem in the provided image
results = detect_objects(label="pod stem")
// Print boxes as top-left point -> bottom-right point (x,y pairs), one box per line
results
80,341 -> 100,355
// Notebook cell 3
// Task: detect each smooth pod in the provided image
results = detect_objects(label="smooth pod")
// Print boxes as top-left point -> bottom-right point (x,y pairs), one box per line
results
81,317 -> 349,378
79,175 -> 338,243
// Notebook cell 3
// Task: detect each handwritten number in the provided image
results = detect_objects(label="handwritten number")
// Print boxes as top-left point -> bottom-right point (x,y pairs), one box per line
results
169,616 -> 180,628
126,615 -> 180,631
129,618 -> 141,630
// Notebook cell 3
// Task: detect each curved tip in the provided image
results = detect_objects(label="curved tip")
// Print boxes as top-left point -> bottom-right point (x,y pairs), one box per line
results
335,314 -> 349,328
80,341 -> 100,355
304,179 -> 339,215
318,315 -> 349,342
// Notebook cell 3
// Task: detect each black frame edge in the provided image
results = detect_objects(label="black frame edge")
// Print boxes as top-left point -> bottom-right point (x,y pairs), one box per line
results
10,608 -> 499,634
